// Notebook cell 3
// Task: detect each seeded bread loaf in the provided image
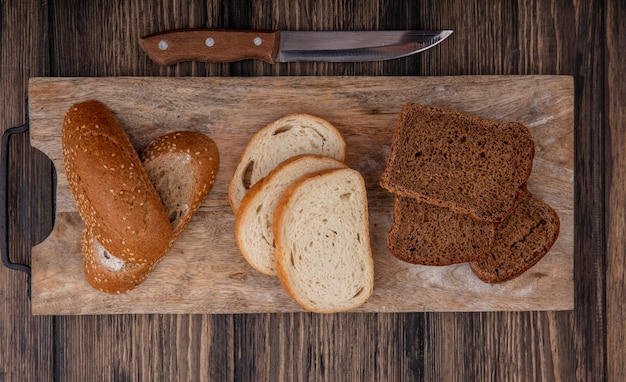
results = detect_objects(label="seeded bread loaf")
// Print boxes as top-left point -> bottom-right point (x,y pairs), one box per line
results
141,131 -> 219,237
229,114 -> 346,213
81,130 -> 220,294
62,100 -> 173,265
388,196 -> 495,266
469,192 -> 560,283
82,228 -> 156,294
273,168 -> 374,313
380,103 -> 535,223
236,155 -> 347,275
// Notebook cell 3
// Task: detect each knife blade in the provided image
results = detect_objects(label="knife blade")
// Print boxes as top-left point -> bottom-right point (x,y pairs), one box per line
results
139,29 -> 453,66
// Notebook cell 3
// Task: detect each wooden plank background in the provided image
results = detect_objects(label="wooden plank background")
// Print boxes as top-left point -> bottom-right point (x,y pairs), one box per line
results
0,0 -> 620,381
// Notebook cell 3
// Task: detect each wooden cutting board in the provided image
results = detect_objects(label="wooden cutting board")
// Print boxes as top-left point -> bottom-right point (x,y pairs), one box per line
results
28,75 -> 574,315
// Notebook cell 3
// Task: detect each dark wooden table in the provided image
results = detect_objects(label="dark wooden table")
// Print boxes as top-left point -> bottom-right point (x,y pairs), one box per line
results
1,1 -> 623,380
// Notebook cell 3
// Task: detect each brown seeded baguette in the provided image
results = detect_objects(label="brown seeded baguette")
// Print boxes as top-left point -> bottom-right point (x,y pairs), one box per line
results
82,228 -> 155,294
469,192 -> 560,283
141,131 -> 219,237
380,103 -> 535,224
387,196 -> 495,266
62,100 -> 173,265
81,130 -> 220,294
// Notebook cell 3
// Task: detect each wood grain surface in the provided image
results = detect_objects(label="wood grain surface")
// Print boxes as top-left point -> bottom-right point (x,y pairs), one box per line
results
0,0 -> 621,381
606,1 -> 626,379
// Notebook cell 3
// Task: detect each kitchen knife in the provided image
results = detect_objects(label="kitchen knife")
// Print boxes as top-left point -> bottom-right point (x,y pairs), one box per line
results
139,29 -> 453,66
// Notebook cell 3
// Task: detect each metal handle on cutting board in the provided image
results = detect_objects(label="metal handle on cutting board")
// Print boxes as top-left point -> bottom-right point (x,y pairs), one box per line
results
1,123 -> 32,297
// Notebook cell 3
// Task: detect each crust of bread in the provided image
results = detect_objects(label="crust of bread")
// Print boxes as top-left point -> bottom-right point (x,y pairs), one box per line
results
62,100 -> 173,265
380,103 -> 535,224
228,113 -> 346,213
141,131 -> 219,237
273,168 -> 374,313
82,228 -> 156,294
235,154 -> 347,275
469,192 -> 560,283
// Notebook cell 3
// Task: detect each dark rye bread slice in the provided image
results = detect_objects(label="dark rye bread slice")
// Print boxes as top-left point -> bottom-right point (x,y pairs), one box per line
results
387,196 -> 495,266
469,192 -> 560,283
380,103 -> 535,224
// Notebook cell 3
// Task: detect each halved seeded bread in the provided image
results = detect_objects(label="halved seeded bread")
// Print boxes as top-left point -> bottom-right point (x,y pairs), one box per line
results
83,131 -> 219,294
388,196 -> 495,266
380,103 -> 535,223
469,192 -> 560,283
273,168 -> 374,313
141,131 -> 219,237
82,228 -> 155,294
228,114 -> 346,213
236,155 -> 347,275
62,100 -> 173,265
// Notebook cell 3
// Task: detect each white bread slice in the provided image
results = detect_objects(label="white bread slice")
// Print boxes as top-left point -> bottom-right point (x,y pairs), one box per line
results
273,168 -> 374,313
228,114 -> 346,213
83,131 -> 219,294
236,155 -> 347,275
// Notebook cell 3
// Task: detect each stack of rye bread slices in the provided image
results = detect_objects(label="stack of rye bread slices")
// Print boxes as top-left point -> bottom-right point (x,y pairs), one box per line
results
380,103 -> 560,283
62,100 -> 219,294
230,114 -> 374,313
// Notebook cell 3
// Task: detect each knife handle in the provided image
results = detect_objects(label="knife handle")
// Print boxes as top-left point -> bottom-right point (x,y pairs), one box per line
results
139,29 -> 280,66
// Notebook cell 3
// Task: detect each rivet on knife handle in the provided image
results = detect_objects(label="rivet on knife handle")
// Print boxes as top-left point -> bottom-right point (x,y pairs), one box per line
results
139,29 -> 281,65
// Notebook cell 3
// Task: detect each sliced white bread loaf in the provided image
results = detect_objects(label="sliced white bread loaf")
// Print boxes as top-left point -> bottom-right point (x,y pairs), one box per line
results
273,168 -> 374,313
83,131 -> 219,294
236,155 -> 347,275
228,114 -> 346,213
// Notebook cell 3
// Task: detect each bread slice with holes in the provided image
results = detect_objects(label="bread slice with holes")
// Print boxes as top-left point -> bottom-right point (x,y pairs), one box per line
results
273,168 -> 374,313
469,192 -> 560,283
380,103 -> 535,224
228,114 -> 346,213
82,131 -> 219,294
387,196 -> 495,266
236,155 -> 347,275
